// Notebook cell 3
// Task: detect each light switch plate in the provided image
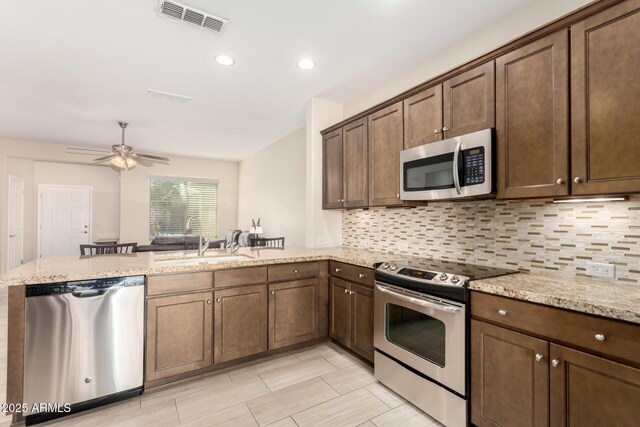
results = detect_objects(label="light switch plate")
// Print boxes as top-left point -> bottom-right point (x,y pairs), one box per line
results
586,262 -> 615,279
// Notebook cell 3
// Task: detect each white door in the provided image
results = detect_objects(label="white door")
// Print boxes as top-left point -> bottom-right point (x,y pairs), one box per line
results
39,186 -> 91,258
7,175 -> 24,270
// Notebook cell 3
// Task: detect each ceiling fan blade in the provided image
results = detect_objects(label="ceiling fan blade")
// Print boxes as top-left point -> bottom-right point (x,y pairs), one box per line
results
134,153 -> 170,162
128,154 -> 154,167
93,154 -> 116,162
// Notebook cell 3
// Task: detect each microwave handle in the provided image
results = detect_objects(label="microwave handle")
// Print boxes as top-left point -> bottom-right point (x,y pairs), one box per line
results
453,139 -> 462,195
375,284 -> 461,314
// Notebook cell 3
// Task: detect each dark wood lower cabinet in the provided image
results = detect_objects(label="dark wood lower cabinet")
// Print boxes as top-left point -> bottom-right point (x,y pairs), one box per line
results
330,276 -> 374,362
214,284 -> 268,363
330,277 -> 351,348
471,319 -> 549,427
350,283 -> 374,361
269,279 -> 319,350
550,344 -> 640,427
146,291 -> 213,382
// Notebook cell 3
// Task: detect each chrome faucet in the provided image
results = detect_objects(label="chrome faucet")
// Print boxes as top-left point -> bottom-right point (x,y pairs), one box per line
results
185,216 -> 211,257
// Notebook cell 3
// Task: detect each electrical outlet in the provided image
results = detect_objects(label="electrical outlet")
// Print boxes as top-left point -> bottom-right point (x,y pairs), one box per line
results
397,242 -> 409,252
316,238 -> 327,247
586,262 -> 615,279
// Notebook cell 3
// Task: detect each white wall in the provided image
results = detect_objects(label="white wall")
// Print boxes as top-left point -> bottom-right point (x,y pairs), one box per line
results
343,0 -> 593,116
34,161 -> 121,244
119,154 -> 238,244
237,127 -> 306,246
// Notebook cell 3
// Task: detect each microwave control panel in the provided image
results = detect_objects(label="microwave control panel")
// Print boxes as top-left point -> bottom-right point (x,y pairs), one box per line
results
463,147 -> 485,186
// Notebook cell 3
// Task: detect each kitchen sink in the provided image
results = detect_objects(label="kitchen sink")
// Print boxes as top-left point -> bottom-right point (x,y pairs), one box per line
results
154,254 -> 253,266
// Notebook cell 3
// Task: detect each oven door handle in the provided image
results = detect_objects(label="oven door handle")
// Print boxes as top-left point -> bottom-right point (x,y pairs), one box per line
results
375,284 -> 461,314
453,138 -> 462,195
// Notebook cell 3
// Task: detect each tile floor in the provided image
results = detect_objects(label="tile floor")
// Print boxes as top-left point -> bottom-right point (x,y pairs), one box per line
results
40,342 -> 442,427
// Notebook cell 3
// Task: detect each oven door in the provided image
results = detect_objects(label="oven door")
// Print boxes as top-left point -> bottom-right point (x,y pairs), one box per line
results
400,128 -> 493,201
374,282 -> 466,395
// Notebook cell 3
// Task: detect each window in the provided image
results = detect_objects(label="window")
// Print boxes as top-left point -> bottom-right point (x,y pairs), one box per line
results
149,177 -> 218,238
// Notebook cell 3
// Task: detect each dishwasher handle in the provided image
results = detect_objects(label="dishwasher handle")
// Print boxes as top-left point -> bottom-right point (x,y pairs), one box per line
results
72,289 -> 107,298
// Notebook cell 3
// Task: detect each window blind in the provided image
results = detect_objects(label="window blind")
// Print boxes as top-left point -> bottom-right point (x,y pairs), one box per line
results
149,177 -> 218,238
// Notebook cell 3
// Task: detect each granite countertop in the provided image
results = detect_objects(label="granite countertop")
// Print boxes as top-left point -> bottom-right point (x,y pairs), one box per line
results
471,273 -> 640,324
0,246 -> 389,287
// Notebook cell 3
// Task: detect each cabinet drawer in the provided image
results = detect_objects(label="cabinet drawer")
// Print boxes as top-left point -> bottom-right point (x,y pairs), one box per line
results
268,262 -> 319,282
472,291 -> 640,366
147,272 -> 213,296
214,266 -> 267,288
330,261 -> 373,286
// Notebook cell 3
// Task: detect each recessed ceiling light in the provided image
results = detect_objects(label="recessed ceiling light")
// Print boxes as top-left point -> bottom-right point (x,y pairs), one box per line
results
215,55 -> 235,66
297,59 -> 316,70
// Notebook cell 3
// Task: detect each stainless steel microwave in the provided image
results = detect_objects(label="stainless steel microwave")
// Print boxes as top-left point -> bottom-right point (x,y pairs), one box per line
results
400,128 -> 494,201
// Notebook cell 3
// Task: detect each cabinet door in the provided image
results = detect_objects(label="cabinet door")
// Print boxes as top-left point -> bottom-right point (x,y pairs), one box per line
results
146,292 -> 213,382
471,320 -> 549,427
322,128 -> 344,209
496,30 -> 569,199
550,344 -> 640,427
350,283 -> 374,362
403,84 -> 443,149
268,279 -> 319,350
369,102 -> 404,206
571,0 -> 640,195
330,277 -> 351,348
214,285 -> 267,363
443,61 -> 495,138
343,118 -> 369,208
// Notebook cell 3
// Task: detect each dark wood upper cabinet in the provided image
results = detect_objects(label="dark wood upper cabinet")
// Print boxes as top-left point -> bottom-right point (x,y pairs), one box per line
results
322,128 -> 344,209
403,84 -> 443,149
350,283 -> 374,362
471,319 -> 549,427
213,284 -> 268,364
268,279 -> 319,350
146,291 -> 213,382
369,101 -> 404,206
496,30 -> 570,199
343,118 -> 369,208
571,0 -> 640,195
443,61 -> 495,138
550,343 -> 640,426
329,277 -> 351,348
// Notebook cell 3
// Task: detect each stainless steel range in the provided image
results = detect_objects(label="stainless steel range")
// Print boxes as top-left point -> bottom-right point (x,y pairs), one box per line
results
373,259 -> 516,427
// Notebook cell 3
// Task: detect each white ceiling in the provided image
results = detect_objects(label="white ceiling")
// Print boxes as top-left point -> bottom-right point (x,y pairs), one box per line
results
0,0 -> 536,161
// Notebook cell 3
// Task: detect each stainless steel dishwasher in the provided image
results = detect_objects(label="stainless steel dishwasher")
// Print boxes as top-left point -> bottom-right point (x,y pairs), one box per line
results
24,276 -> 144,425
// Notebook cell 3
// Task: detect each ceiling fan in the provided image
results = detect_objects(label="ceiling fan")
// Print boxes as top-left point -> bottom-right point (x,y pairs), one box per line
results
93,122 -> 170,169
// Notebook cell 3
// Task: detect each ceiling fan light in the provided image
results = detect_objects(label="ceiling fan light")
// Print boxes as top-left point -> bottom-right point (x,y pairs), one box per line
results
125,157 -> 138,168
111,156 -> 126,168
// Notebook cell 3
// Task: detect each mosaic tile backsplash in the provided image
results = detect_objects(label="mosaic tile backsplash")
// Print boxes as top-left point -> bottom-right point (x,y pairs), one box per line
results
342,200 -> 640,284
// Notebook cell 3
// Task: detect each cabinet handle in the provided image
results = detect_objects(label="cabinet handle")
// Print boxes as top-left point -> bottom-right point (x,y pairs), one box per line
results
434,129 -> 440,134
574,177 -> 582,184
396,194 -> 400,198
552,359 -> 560,368
271,290 -> 275,295
556,178 -> 565,185
344,288 -> 349,294
595,333 -> 606,342
207,299 -> 211,305
216,298 -> 221,303
335,268 -> 342,273
294,269 -> 299,274
349,290 -> 355,295
442,126 -> 449,132
535,353 -> 544,362
358,273 -> 365,278
498,309 -> 507,316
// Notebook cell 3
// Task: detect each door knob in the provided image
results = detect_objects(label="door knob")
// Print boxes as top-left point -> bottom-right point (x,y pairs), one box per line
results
82,231 -> 88,234
9,234 -> 16,238
574,177 -> 582,184
535,353 -> 544,362
556,178 -> 565,185
552,359 -> 560,368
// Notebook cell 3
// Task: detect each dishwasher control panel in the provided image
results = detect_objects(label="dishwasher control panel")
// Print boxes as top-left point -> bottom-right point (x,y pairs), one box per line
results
26,276 -> 144,297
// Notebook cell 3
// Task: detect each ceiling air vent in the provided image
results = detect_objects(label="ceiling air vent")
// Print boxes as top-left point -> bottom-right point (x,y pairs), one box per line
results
158,1 -> 230,35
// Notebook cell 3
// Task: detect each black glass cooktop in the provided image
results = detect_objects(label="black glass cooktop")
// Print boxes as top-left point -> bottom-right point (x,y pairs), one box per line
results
387,257 -> 518,281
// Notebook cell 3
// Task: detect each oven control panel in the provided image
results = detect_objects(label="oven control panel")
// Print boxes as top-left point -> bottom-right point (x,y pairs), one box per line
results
377,263 -> 468,287
463,147 -> 485,186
